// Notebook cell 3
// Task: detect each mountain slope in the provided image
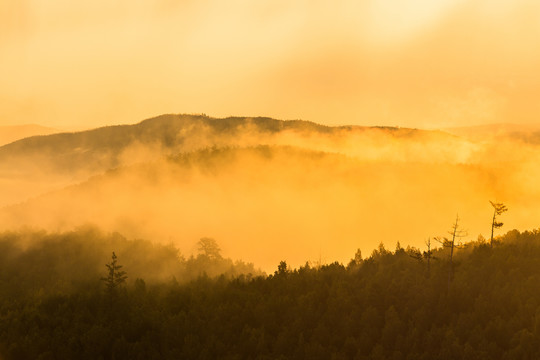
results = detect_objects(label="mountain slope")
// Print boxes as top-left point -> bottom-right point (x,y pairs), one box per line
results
0,114 -> 474,208
0,114 -> 472,175
0,145 -> 512,271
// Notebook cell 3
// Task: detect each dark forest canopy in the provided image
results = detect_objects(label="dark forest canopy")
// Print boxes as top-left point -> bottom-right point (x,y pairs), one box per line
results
2,227 -> 540,359
0,226 -> 261,299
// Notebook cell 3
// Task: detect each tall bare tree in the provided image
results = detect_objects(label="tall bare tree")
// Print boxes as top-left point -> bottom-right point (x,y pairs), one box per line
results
436,214 -> 467,292
489,201 -> 508,248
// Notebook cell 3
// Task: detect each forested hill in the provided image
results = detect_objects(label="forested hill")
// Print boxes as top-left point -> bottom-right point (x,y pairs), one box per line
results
0,114 -> 459,174
2,227 -> 540,359
0,114 -> 445,154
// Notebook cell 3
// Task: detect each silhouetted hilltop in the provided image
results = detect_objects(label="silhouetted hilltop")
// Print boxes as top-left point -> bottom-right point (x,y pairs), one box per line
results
0,114 -> 461,175
137,114 -> 335,134
0,114 -> 328,158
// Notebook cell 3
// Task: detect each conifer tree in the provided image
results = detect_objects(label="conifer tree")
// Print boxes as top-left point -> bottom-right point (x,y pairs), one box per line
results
101,252 -> 127,293
423,237 -> 434,277
489,201 -> 508,248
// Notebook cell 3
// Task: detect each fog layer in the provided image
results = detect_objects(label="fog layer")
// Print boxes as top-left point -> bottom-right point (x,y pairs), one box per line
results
0,115 -> 537,271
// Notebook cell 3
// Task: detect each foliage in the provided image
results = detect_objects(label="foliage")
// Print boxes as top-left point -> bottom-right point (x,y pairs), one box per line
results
101,252 -> 128,293
0,226 -> 261,299
490,201 -> 508,247
2,228 -> 540,359
197,237 -> 222,260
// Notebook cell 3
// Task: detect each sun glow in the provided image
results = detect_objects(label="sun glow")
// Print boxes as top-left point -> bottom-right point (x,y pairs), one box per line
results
1,0 -> 539,129
365,0 -> 464,46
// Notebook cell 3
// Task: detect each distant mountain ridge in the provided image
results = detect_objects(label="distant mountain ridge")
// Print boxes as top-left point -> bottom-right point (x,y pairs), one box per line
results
0,114 -> 455,153
0,114 -> 458,175
1,114 -> 329,152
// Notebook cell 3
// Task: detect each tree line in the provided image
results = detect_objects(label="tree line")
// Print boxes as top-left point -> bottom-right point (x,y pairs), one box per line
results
3,204 -> 540,359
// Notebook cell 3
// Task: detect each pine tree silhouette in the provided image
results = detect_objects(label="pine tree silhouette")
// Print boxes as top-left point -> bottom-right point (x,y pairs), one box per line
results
101,252 -> 127,293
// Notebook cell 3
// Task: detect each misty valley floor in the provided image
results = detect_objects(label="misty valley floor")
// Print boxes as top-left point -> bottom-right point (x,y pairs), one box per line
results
1,227 -> 540,359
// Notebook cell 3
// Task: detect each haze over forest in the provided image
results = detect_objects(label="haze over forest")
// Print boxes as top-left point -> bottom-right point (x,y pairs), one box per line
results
4,1 -> 540,358
1,114 -> 539,271
2,0 -> 540,272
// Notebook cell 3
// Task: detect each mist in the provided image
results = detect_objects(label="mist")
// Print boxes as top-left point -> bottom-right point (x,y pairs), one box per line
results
3,1 -> 540,358
1,115 -> 538,271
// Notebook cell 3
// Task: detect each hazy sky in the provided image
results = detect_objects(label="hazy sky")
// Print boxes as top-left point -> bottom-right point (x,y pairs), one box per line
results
1,0 -> 539,129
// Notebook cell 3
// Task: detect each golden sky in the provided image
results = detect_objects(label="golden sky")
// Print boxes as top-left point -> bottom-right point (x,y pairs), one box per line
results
1,0 -> 539,129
